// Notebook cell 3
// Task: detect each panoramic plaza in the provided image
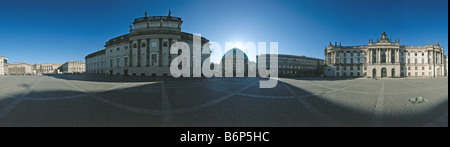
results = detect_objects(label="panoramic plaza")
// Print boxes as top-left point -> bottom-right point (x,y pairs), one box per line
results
0,75 -> 447,127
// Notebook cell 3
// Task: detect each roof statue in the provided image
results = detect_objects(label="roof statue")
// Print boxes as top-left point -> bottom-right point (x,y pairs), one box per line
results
145,11 -> 148,17
381,31 -> 387,40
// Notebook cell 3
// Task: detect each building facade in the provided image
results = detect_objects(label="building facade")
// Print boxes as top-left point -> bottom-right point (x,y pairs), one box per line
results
85,11 -> 209,77
32,64 -> 62,74
257,54 -> 324,77
445,55 -> 448,76
324,32 -> 446,78
0,56 -> 5,76
85,49 -> 106,74
7,63 -> 33,75
62,61 -> 85,74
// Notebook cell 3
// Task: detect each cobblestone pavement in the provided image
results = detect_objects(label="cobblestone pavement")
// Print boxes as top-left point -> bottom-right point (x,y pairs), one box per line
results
0,75 -> 447,127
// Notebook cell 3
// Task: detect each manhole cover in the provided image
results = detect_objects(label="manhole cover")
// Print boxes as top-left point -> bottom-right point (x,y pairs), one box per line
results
408,97 -> 428,104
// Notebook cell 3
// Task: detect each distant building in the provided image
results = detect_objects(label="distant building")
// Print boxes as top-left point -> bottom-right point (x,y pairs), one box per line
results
62,61 -> 85,74
324,32 -> 446,78
0,56 -> 5,76
32,64 -> 62,74
85,49 -> 106,74
7,63 -> 33,75
221,48 -> 250,77
257,54 -> 324,77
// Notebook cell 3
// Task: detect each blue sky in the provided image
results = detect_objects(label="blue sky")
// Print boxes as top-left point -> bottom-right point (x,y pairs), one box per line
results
0,0 -> 448,64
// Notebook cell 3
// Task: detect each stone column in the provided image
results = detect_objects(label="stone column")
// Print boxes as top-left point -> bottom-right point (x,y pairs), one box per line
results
396,49 -> 399,63
377,49 -> 380,63
333,52 -> 336,64
129,42 -> 133,67
387,49 -> 390,63
442,52 -> 444,76
137,40 -> 141,67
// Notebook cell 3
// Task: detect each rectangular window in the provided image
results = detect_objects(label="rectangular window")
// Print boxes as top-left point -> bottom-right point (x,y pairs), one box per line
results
163,41 -> 168,47
125,46 -> 128,50
336,67 -> 340,70
357,66 -> 360,70
350,66 -> 353,70
151,42 -> 158,47
344,66 -> 346,70
133,43 -> 137,48
124,57 -> 129,66
429,66 -> 431,70
422,66 -> 424,70
415,66 -> 418,70
116,58 -> 120,67
142,43 -> 146,47
117,48 -> 120,51
110,59 -> 113,68
422,72 -> 424,76
408,67 -> 411,70
151,53 -> 158,66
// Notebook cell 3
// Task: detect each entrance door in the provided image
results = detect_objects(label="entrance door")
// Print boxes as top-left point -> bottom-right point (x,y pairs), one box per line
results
109,70 -> 113,75
381,68 -> 387,78
124,70 -> 128,76
372,69 -> 377,78
391,69 -> 395,78
437,68 -> 441,77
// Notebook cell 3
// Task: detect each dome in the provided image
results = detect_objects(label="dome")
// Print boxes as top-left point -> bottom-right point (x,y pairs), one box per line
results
222,48 -> 249,60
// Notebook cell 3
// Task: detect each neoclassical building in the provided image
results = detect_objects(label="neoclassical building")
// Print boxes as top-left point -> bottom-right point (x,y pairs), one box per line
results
86,11 -> 209,76
32,64 -> 62,74
0,56 -> 5,76
62,61 -> 85,74
324,32 -> 446,78
257,54 -> 324,77
6,63 -> 32,75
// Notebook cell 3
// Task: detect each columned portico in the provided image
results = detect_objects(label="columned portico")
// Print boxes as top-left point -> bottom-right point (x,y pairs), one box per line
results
324,32 -> 445,78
